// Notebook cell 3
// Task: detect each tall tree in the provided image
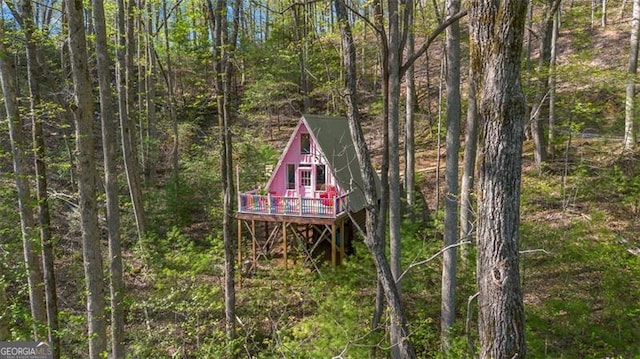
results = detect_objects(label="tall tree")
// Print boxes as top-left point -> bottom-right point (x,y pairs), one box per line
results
404,0 -> 416,207
368,1 -> 392,347
441,0 -> 461,350
65,0 -> 107,357
387,0 -> 402,293
210,0 -> 240,345
548,9 -> 559,158
625,0 -> 639,151
91,0 -> 125,356
117,0 -> 147,240
16,0 -> 61,354
336,1 -> 416,357
0,18 -> 48,340
530,0 -> 562,167
469,0 -> 528,356
459,67 -> 478,264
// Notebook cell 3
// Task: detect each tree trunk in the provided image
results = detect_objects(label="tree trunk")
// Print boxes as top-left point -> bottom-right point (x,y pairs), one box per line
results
212,0 -> 238,347
117,0 -> 147,240
144,0 -> 157,184
370,2 -> 391,353
625,0 -> 640,151
17,0 -> 61,354
469,0 -> 528,357
92,0 -> 126,357
441,0 -> 461,350
336,1 -> 415,357
0,21 -> 48,340
459,68 -> 478,264
65,1 -> 108,357
531,0 -> 562,167
385,1 -> 405,355
548,9 -> 559,158
404,0 -> 416,207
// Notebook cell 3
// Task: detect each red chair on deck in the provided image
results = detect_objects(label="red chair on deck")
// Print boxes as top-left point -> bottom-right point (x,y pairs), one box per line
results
321,186 -> 337,206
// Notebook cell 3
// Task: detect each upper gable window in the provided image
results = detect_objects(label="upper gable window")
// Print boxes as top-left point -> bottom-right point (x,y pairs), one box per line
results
300,133 -> 311,154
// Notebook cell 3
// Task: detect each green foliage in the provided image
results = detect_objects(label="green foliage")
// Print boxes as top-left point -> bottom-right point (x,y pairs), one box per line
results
520,162 -> 640,358
128,228 -> 225,358
610,165 -> 640,215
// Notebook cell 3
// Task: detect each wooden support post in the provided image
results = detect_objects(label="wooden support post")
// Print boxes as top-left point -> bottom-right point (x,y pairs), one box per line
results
237,219 -> 242,264
237,219 -> 242,288
331,223 -> 337,266
251,220 -> 256,265
340,219 -> 345,265
265,221 -> 269,245
283,221 -> 288,269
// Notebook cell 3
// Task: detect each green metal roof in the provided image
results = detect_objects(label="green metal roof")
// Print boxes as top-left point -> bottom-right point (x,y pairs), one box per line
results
302,114 -> 377,213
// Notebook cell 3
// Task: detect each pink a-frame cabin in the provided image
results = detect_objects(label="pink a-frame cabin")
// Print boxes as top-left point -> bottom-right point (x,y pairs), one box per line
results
236,114 -> 372,267
237,114 -> 368,221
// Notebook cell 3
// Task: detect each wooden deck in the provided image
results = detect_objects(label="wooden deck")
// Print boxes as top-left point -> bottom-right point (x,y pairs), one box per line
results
237,191 -> 349,223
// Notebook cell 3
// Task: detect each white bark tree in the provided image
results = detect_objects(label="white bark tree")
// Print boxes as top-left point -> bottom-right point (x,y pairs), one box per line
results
625,0 -> 640,151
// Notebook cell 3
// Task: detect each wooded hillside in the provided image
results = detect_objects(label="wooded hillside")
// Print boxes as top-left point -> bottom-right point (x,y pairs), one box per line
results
0,0 -> 638,358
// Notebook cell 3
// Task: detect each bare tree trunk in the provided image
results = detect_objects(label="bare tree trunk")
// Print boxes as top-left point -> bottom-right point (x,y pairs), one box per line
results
17,0 -> 60,354
117,0 -> 147,240
388,0 -> 402,289
404,0 -> 416,207
532,0 -> 562,167
336,1 -> 415,357
92,0 -> 125,356
0,21 -> 47,340
548,9 -> 559,158
370,2 -> 391,353
65,1 -> 107,357
212,0 -> 238,348
469,0 -> 528,356
385,1 -> 407,355
145,0 -> 157,184
459,68 -> 478,265
441,0 -> 461,350
625,0 -> 640,151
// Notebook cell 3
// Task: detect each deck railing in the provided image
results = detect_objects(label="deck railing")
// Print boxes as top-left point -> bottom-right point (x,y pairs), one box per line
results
238,190 -> 349,218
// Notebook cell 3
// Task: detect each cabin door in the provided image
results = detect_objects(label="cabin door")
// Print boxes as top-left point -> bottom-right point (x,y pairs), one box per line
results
298,168 -> 313,197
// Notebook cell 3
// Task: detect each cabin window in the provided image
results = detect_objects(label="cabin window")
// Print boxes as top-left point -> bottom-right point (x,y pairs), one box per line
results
316,165 -> 326,190
300,170 -> 312,187
287,164 -> 295,189
300,133 -> 311,154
